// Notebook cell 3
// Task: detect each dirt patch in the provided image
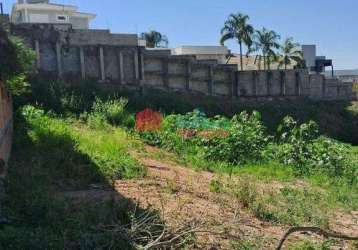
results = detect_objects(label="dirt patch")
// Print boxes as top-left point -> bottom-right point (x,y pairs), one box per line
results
62,145 -> 358,249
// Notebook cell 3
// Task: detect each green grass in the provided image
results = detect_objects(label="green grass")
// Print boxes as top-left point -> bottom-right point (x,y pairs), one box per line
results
286,240 -> 334,250
0,107 -> 147,249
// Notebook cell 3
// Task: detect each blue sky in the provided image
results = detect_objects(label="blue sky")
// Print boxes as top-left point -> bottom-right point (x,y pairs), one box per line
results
4,0 -> 357,69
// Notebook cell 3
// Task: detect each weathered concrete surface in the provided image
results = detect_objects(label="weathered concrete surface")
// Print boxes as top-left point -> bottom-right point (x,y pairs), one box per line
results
10,23 -> 356,102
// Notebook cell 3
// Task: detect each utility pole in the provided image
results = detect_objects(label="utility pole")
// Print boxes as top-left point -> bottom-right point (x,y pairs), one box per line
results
0,2 -> 3,15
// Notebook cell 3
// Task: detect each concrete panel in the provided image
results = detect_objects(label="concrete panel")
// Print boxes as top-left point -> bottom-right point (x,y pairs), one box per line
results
104,47 -> 119,81
213,82 -> 231,96
190,80 -> 208,94
237,71 -> 254,96
213,69 -> 227,82
285,71 -> 297,96
299,70 -> 310,96
62,47 -> 80,75
84,46 -> 100,79
192,65 -> 209,80
325,86 -> 338,99
144,57 -> 163,72
309,74 -> 324,99
168,76 -> 186,90
270,71 -> 282,96
145,74 -> 164,87
256,72 -> 268,96
122,50 -> 135,83
168,62 -> 186,75
39,42 -> 57,72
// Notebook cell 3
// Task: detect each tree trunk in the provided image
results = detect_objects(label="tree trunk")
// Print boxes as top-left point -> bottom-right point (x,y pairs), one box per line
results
263,53 -> 266,71
239,41 -> 243,71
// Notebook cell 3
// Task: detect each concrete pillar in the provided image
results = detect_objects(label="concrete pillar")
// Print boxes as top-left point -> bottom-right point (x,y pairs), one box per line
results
99,46 -> 105,81
118,50 -> 124,84
140,51 -> 145,81
56,42 -> 62,77
162,58 -> 169,89
134,50 -> 139,82
321,75 -> 326,98
185,60 -> 192,91
295,72 -> 301,96
252,71 -> 258,96
230,70 -> 236,97
267,71 -> 272,96
80,47 -> 85,79
208,65 -> 214,95
280,71 -> 286,96
35,40 -> 40,69
233,71 -> 239,97
24,8 -> 29,22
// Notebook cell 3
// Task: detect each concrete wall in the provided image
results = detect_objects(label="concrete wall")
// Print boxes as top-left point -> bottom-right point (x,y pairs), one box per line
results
0,14 -> 10,30
10,23 -> 356,102
0,81 -> 12,220
0,81 -> 13,178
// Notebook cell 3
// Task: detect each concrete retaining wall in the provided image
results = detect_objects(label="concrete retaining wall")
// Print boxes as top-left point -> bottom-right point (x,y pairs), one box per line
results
10,23 -> 356,102
0,81 -> 12,178
0,80 -> 13,217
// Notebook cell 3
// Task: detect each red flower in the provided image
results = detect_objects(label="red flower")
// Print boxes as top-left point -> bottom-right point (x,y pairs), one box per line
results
135,108 -> 163,132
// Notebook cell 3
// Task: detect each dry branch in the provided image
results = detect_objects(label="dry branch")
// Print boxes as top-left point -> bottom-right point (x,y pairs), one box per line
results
276,226 -> 358,250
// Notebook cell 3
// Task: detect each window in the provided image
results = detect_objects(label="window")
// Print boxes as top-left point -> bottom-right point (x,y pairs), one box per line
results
56,15 -> 68,22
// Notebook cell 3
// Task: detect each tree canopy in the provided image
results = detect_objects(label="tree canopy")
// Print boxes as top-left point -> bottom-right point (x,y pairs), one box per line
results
140,30 -> 169,48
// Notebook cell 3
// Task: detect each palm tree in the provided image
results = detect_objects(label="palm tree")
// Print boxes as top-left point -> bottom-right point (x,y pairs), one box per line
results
220,13 -> 254,71
278,38 -> 305,70
140,30 -> 169,48
254,28 -> 280,70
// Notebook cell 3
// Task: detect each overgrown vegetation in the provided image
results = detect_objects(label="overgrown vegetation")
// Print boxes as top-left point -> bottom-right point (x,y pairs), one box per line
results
0,27 -> 35,96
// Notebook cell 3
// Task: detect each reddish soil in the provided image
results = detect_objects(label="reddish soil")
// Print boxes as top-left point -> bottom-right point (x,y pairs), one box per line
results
112,146 -> 358,249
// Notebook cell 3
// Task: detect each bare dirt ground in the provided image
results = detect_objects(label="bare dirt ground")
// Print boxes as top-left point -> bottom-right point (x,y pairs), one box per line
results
112,146 -> 358,249
63,145 -> 358,249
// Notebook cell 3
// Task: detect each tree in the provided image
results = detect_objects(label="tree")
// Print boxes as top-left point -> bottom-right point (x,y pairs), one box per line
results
220,13 -> 254,71
0,27 -> 35,96
140,30 -> 169,48
254,28 -> 281,70
278,38 -> 305,70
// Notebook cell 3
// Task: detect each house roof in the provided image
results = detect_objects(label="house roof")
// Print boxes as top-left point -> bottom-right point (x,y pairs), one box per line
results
12,2 -> 96,20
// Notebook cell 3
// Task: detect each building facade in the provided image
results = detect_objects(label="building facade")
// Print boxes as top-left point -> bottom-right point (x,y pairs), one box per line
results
172,46 -> 230,64
11,0 -> 95,29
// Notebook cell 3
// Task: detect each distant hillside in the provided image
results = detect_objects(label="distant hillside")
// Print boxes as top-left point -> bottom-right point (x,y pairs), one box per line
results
325,69 -> 358,76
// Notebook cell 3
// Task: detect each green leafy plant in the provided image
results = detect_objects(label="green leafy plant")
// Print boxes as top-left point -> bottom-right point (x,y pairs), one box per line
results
200,111 -> 270,164
92,97 -> 130,126
276,116 -> 351,176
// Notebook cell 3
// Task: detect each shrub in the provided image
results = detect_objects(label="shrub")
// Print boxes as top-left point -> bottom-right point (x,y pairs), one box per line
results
199,111 -> 270,164
276,116 -> 351,176
173,109 -> 230,130
92,97 -> 129,125
135,108 -> 163,132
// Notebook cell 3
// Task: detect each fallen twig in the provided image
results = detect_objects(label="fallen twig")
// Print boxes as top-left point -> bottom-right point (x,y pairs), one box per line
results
276,226 -> 358,250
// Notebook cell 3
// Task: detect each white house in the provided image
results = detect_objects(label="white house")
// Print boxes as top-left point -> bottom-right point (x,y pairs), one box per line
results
11,0 -> 96,29
172,46 -> 231,64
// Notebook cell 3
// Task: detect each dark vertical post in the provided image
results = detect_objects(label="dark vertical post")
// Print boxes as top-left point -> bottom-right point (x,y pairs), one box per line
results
280,71 -> 286,96
267,71 -> 272,96
295,71 -> 301,96
233,70 -> 239,97
118,49 -> 124,84
0,3 -> 3,15
185,60 -> 191,91
208,65 -> 214,95
252,71 -> 257,96
322,74 -> 326,98
162,58 -> 169,89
